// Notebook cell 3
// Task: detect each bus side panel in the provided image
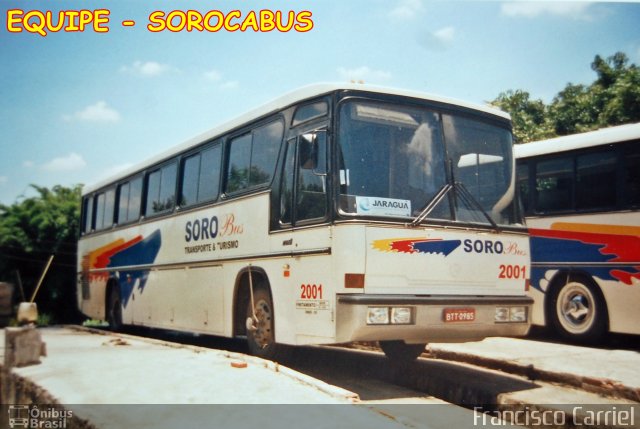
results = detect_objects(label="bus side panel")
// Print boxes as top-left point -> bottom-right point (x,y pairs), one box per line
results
78,194 -> 273,334
269,226 -> 334,345
129,266 -> 224,334
146,195 -> 269,334
131,269 -> 159,326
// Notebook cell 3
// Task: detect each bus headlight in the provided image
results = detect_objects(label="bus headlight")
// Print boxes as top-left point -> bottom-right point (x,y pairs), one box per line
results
367,307 -> 414,325
509,306 -> 527,323
495,306 -> 528,323
495,307 -> 509,323
367,307 -> 389,325
391,307 -> 413,324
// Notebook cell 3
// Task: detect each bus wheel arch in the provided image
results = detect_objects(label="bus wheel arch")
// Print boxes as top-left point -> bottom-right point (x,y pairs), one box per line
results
545,271 -> 608,343
232,267 -> 279,360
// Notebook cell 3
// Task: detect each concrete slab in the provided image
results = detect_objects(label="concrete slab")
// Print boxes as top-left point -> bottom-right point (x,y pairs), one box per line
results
3,328 -> 638,429
1,327 -> 360,404
1,327 -> 426,429
428,338 -> 640,401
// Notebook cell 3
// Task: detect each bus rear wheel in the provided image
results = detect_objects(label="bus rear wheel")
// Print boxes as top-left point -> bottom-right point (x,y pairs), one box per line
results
246,287 -> 279,360
379,340 -> 427,362
548,276 -> 607,343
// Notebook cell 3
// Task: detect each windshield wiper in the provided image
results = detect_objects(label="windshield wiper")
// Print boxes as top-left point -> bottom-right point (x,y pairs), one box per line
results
409,182 -> 500,230
409,183 -> 452,227
453,182 -> 500,231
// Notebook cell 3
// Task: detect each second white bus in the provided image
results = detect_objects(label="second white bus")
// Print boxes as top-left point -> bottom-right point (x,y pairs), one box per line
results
516,123 -> 640,342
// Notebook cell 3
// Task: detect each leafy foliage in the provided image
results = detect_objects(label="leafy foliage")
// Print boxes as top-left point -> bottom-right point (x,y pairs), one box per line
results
492,52 -> 640,142
491,90 -> 554,143
0,184 -> 83,323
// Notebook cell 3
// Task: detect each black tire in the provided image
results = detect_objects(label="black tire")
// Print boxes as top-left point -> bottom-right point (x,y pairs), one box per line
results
547,276 -> 607,343
107,285 -> 123,332
379,340 -> 427,362
246,287 -> 279,360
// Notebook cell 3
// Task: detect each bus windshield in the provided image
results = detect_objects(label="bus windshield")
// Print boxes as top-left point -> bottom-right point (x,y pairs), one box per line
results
337,100 -> 521,227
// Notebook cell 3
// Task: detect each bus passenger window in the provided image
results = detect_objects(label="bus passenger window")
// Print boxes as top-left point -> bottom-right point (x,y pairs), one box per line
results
226,120 -> 283,193
117,182 -> 131,223
117,177 -> 143,224
181,154 -> 200,206
82,196 -> 93,233
227,134 -> 252,193
576,151 -> 616,210
181,145 -> 221,206
146,163 -> 177,216
251,121 -> 283,187
95,193 -> 105,230
104,189 -> 115,229
535,157 -> 573,212
128,177 -> 142,221
94,188 -> 115,230
198,145 -> 221,202
516,163 -> 530,214
624,143 -> 640,207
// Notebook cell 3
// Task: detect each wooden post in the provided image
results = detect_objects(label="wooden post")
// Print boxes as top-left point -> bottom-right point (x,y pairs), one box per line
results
30,254 -> 54,304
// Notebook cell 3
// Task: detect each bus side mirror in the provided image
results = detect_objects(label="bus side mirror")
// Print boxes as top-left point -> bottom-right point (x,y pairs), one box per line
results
299,131 -> 327,175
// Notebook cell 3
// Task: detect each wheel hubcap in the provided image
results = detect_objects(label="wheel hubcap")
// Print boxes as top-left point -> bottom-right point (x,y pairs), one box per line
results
565,295 -> 589,321
557,283 -> 594,334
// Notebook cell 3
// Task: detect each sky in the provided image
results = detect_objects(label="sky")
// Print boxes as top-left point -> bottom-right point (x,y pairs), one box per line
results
1,0 -> 639,205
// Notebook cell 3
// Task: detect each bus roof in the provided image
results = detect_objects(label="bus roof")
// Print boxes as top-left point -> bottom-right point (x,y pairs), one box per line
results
83,83 -> 510,195
514,122 -> 640,160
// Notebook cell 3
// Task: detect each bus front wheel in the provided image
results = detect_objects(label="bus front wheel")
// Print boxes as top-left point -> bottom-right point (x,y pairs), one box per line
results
246,287 -> 279,360
548,276 -> 607,343
379,340 -> 427,362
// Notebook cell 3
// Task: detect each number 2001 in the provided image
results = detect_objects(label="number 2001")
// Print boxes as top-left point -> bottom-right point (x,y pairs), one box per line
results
499,265 -> 526,279
300,284 -> 323,299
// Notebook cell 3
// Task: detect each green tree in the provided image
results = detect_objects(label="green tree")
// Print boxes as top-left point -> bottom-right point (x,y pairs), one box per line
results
0,184 -> 83,323
547,83 -> 601,136
591,52 -> 640,126
491,89 -> 554,143
492,52 -> 640,142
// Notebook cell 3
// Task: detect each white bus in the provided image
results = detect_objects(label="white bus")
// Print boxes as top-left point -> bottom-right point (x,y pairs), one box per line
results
515,123 -> 640,342
78,83 -> 532,361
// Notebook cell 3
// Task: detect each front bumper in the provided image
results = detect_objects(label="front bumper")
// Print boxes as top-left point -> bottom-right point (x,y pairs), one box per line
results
335,294 -> 533,344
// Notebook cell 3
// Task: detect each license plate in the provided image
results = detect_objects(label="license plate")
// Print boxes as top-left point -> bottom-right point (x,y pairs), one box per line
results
443,308 -> 476,323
